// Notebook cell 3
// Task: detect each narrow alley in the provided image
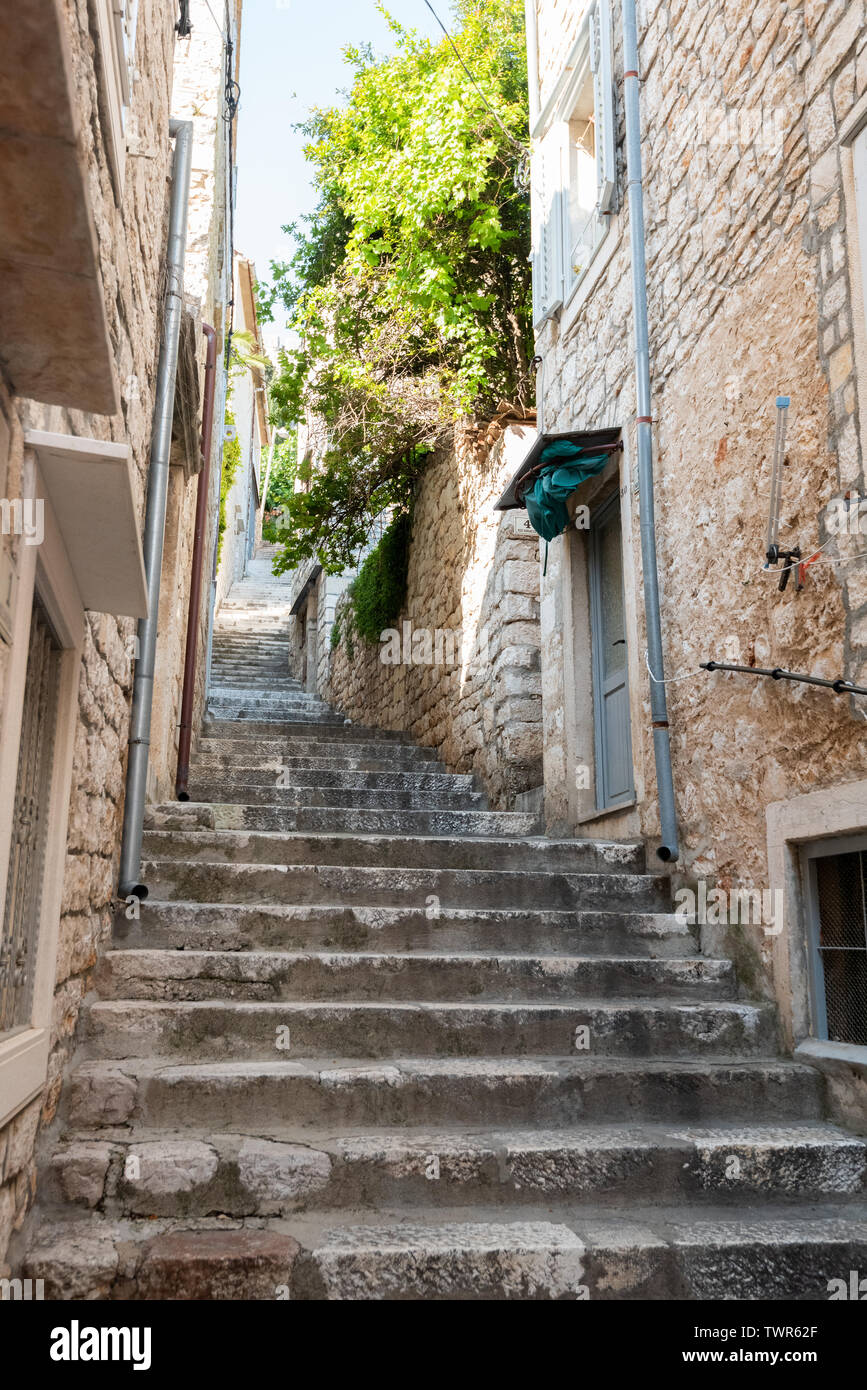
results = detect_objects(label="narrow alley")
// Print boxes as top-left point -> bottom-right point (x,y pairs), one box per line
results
15,548 -> 867,1299
3,0 -> 867,1337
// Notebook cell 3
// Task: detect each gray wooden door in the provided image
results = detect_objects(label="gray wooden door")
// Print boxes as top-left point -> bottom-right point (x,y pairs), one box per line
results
0,597 -> 61,1033
589,494 -> 634,810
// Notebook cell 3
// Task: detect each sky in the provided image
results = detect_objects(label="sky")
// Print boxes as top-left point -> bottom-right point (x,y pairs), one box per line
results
234,0 -> 446,348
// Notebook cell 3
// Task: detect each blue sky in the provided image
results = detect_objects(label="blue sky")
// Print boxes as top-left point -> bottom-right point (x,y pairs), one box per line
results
235,1 -> 445,344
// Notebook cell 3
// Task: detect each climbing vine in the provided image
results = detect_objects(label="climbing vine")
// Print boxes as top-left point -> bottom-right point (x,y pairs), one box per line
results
217,406 -> 242,563
339,511 -> 412,651
263,0 -> 531,574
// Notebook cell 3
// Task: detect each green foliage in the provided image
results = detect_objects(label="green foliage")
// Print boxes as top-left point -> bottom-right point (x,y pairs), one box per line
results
218,408 -> 242,563
344,511 -> 412,646
330,615 -> 342,650
265,432 -> 298,510
264,0 -> 531,573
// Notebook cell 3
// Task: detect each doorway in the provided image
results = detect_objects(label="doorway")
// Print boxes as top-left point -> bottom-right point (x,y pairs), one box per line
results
588,493 -> 634,811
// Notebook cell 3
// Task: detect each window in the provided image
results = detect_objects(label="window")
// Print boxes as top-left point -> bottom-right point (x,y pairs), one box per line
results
803,836 -> 867,1047
0,600 -> 62,1037
93,0 -> 140,194
531,0 -> 616,329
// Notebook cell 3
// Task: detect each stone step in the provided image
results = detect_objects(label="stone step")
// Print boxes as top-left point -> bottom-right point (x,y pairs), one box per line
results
139,830 -> 646,876
193,752 -> 445,775
291,1208 -> 867,1301
67,1057 -> 824,1132
96,949 -> 735,1003
185,768 -> 479,793
209,676 -> 298,690
210,668 -> 295,681
138,861 -> 671,911
202,720 -> 388,740
205,709 -> 349,725
23,1206 -> 867,1299
197,736 -> 425,759
45,1122 -> 866,1218
206,692 -> 333,705
208,690 -> 329,708
144,802 -> 541,838
184,782 -> 489,811
85,998 -> 773,1061
117,902 -> 697,956
195,740 -> 441,765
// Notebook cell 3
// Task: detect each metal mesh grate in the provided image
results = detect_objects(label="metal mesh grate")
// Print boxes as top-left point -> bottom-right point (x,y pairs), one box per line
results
815,850 -> 867,1046
0,599 -> 61,1034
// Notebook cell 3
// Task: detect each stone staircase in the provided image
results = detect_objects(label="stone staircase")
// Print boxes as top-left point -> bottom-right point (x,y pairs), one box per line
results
20,568 -> 867,1299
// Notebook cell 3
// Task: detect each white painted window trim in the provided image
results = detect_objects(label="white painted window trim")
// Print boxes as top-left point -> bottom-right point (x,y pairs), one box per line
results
766,778 -> 867,1056
92,0 -> 140,196
0,459 -> 85,1128
529,0 -> 616,332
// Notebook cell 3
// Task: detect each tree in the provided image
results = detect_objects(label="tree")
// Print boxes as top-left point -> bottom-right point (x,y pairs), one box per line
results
264,0 -> 531,574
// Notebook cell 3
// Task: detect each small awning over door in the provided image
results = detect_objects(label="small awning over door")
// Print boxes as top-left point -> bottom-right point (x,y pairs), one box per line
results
494,428 -> 621,511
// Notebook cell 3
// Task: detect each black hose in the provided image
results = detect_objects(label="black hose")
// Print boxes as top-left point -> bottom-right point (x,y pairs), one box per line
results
701,661 -> 867,697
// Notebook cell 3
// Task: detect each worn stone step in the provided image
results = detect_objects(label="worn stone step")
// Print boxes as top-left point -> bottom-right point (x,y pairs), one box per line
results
184,772 -> 475,795
208,691 -> 331,707
197,737 -> 435,762
202,719 -> 391,740
23,1205 -> 867,1300
117,902 -> 697,957
67,1057 -> 825,1132
184,782 -> 488,811
22,1215 -> 585,1300
205,711 -> 350,726
292,1209 -> 867,1301
85,998 -> 773,1061
139,860 -> 671,911
186,767 -> 479,792
139,830 -> 646,876
208,692 -> 331,710
97,949 -> 733,1003
194,743 -> 440,768
144,802 -> 541,838
46,1123 -> 866,1219
193,752 -> 445,776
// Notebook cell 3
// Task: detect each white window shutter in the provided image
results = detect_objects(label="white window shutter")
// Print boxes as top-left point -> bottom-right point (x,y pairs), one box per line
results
590,0 -> 616,214
531,123 -> 566,330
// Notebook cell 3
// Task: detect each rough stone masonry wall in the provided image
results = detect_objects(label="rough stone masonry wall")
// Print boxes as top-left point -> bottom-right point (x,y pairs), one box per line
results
148,2 -> 232,804
534,0 -> 867,996
327,425 -> 543,809
0,0 -> 177,1269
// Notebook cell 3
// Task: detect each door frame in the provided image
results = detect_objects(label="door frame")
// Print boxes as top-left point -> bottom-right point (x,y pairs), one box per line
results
0,454 -> 84,1126
588,490 -> 635,812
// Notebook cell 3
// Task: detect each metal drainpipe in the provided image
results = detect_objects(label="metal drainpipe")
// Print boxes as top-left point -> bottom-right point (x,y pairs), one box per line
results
118,119 -> 194,897
175,323 -> 218,800
622,0 -> 679,863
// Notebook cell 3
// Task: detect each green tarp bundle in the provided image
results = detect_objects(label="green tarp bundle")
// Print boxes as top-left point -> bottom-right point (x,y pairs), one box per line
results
518,441 -> 613,571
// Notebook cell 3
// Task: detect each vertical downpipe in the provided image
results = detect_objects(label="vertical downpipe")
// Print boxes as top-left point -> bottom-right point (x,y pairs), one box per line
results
118,119 -> 194,897
621,1 -> 679,862
175,323 -> 218,800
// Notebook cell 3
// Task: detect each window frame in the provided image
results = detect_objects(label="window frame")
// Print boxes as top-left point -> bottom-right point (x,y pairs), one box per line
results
0,460 -> 85,1128
801,833 -> 867,1046
529,0 -> 617,331
92,0 -> 140,197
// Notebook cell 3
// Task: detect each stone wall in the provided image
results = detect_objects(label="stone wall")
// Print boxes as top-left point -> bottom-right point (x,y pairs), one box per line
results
149,2 -> 234,803
1,0 -> 234,1270
326,425 -> 544,809
0,0 -> 178,1269
531,0 -> 867,997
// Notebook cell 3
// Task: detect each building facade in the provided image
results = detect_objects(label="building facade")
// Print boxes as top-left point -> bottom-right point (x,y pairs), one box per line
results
0,0 -> 243,1268
525,0 -> 867,1108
